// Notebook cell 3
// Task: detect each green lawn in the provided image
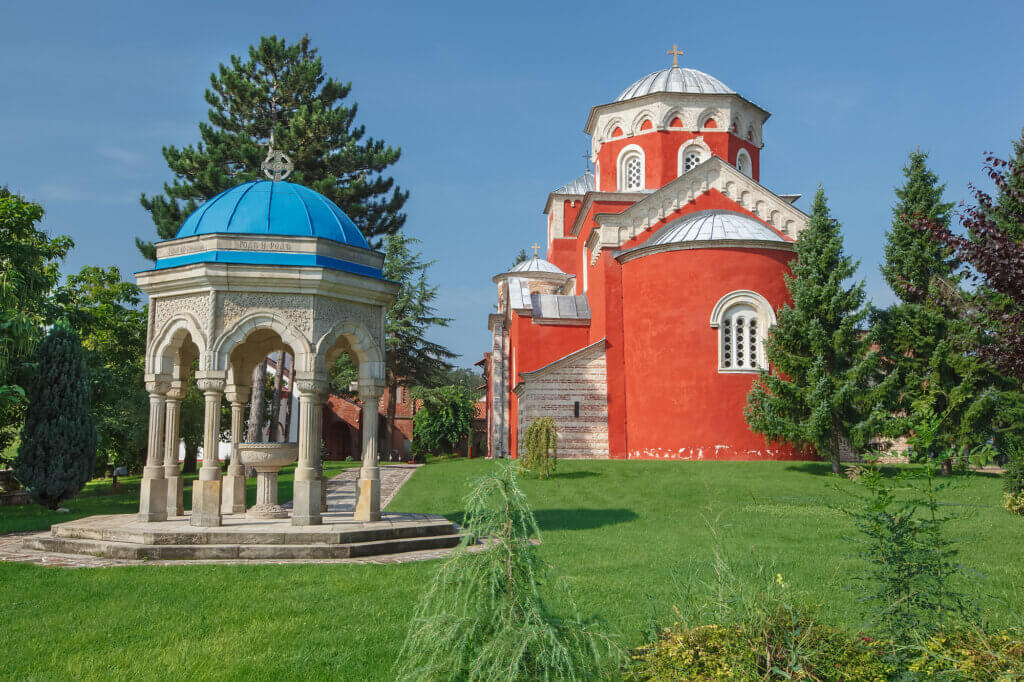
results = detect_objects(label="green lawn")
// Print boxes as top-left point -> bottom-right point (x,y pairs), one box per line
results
1,459 -> 1021,680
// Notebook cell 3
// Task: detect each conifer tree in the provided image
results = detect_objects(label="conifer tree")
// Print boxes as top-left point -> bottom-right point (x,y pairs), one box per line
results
137,35 -> 408,258
745,189 -> 892,473
873,152 -> 1019,463
395,463 -> 620,680
12,320 -> 96,509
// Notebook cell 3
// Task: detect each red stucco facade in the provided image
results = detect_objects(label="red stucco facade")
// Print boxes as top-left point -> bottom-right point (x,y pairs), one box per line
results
482,62 -> 815,462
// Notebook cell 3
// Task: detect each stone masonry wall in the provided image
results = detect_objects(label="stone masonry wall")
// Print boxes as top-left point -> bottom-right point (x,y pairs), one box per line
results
517,346 -> 609,459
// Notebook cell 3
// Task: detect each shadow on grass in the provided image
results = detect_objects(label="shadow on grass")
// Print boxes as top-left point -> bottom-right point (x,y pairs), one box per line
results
549,470 -> 600,480
438,507 -> 638,532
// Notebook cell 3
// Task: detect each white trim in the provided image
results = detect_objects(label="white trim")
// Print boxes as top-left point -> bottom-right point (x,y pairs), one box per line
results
735,148 -> 753,178
677,137 -> 711,176
710,290 -> 776,373
617,144 -> 645,192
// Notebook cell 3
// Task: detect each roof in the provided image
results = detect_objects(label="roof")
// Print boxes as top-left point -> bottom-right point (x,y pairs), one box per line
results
551,172 -> 596,195
509,256 -> 565,274
616,67 -> 734,102
530,294 -> 591,321
647,210 -> 786,245
175,180 -> 369,248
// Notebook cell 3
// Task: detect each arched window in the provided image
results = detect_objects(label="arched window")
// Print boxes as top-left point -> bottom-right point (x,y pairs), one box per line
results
710,291 -> 776,373
680,145 -> 703,174
736,149 -> 752,177
617,146 -> 645,191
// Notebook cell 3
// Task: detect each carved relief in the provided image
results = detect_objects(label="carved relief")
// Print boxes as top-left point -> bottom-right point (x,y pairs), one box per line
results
219,292 -> 313,339
153,294 -> 208,340
312,297 -> 382,348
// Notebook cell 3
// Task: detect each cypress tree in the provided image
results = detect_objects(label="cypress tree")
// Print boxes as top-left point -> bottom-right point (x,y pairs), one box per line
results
13,320 -> 96,509
873,151 -> 1019,464
745,189 -> 893,473
137,34 -> 408,258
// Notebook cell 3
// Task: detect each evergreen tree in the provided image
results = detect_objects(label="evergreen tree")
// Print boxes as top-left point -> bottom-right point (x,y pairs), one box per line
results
137,35 -> 408,259
873,152 -> 1020,464
395,463 -> 620,680
745,189 -> 893,474
12,320 -> 96,508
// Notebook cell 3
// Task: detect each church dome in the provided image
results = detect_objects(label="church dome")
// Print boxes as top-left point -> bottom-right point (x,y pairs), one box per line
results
175,180 -> 369,249
648,210 -> 786,245
510,256 -> 565,274
616,67 -> 734,102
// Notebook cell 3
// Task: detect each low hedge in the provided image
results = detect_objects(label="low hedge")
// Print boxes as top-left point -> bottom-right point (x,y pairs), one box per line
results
627,611 -> 1024,681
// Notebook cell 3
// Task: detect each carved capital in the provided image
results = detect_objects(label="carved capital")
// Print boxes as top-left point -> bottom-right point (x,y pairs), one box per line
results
145,375 -> 172,395
294,378 -> 329,398
358,382 -> 385,402
224,385 -> 252,405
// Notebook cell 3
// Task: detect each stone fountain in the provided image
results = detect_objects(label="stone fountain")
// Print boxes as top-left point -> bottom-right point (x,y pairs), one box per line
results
238,443 -> 299,519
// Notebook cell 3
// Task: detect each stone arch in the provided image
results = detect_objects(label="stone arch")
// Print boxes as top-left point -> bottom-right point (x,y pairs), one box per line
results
697,107 -> 721,129
212,311 -> 313,374
678,137 -> 711,176
630,109 -> 656,134
661,108 -> 686,129
147,313 -> 207,375
603,117 -> 627,141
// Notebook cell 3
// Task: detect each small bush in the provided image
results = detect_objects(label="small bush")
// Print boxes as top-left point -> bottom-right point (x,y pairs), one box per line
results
628,610 -> 892,681
1003,491 -> 1024,515
521,417 -> 557,479
907,627 -> 1024,680
1003,446 -> 1024,498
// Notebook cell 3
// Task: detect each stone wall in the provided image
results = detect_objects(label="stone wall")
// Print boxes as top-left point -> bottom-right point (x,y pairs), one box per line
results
516,344 -> 609,459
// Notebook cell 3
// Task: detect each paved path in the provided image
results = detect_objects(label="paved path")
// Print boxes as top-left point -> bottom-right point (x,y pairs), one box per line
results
0,463 -> 459,569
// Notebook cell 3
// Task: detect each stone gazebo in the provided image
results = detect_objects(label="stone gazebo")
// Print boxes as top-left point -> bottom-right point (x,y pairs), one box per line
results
135,176 -> 395,528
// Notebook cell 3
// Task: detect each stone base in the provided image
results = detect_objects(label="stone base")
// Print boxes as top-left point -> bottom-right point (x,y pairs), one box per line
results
247,503 -> 289,519
353,478 -> 380,522
221,472 -> 247,514
139,476 -> 168,522
190,479 -> 222,527
166,475 -> 183,517
27,511 -> 462,561
291,478 -> 322,526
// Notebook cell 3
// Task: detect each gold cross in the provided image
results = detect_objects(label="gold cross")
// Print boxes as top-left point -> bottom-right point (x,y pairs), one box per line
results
531,242 -> 541,258
667,44 -> 684,68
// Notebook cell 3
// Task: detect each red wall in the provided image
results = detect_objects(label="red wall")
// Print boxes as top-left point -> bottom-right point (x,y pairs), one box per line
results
597,130 -> 759,190
619,246 -> 808,460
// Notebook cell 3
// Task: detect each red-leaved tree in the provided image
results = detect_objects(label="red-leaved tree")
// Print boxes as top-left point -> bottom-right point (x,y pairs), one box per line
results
913,142 -> 1024,382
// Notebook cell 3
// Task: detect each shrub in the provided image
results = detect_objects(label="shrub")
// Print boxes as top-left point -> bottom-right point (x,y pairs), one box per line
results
12,320 -> 96,509
1003,445 -> 1024,501
521,417 -> 557,479
628,610 -> 892,681
1003,491 -> 1024,515
395,462 -> 621,680
907,627 -> 1024,680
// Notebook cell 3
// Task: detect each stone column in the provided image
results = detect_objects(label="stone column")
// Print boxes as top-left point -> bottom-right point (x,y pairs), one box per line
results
292,376 -> 327,526
354,381 -> 384,522
221,384 -> 251,515
163,380 -> 186,517
191,372 -> 225,527
139,377 -> 170,522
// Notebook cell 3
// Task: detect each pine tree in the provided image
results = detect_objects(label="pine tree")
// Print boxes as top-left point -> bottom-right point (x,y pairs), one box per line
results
745,189 -> 893,474
12,320 -> 96,509
873,151 -> 1019,464
137,35 -> 408,258
395,463 -> 620,680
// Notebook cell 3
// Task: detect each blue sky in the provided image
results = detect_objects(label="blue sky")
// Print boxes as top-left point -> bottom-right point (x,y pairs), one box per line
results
2,0 -> 1022,367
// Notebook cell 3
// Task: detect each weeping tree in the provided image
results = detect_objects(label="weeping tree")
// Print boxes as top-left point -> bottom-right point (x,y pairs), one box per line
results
395,463 -> 621,680
521,417 -> 557,479
12,320 -> 96,509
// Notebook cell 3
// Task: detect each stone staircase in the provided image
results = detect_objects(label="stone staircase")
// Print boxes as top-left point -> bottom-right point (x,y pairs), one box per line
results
24,514 -> 462,561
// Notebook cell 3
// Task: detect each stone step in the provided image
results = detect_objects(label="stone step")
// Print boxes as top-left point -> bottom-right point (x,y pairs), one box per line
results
24,533 -> 464,561
50,519 -> 458,546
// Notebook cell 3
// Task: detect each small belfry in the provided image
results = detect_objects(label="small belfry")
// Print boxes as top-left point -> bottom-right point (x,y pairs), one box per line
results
480,53 -> 813,462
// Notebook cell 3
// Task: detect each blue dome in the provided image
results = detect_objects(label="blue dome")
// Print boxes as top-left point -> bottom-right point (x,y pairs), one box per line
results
176,180 -> 368,248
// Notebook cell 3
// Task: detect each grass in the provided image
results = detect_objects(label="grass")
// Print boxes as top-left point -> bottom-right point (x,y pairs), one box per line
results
1,459 -> 1022,680
0,461 -> 356,534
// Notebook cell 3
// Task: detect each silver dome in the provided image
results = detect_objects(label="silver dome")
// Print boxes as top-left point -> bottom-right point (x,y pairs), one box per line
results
509,256 -> 565,274
616,67 -> 734,102
648,210 -> 784,245
551,172 -> 595,195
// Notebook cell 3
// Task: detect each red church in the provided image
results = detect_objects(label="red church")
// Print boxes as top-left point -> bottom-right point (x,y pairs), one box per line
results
481,52 -> 814,461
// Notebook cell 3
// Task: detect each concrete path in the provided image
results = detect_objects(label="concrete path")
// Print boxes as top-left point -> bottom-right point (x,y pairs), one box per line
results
0,463 -> 452,569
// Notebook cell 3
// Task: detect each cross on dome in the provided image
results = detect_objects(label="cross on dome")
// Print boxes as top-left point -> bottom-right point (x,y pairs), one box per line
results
261,134 -> 294,182
667,44 -> 684,68
531,242 -> 541,258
